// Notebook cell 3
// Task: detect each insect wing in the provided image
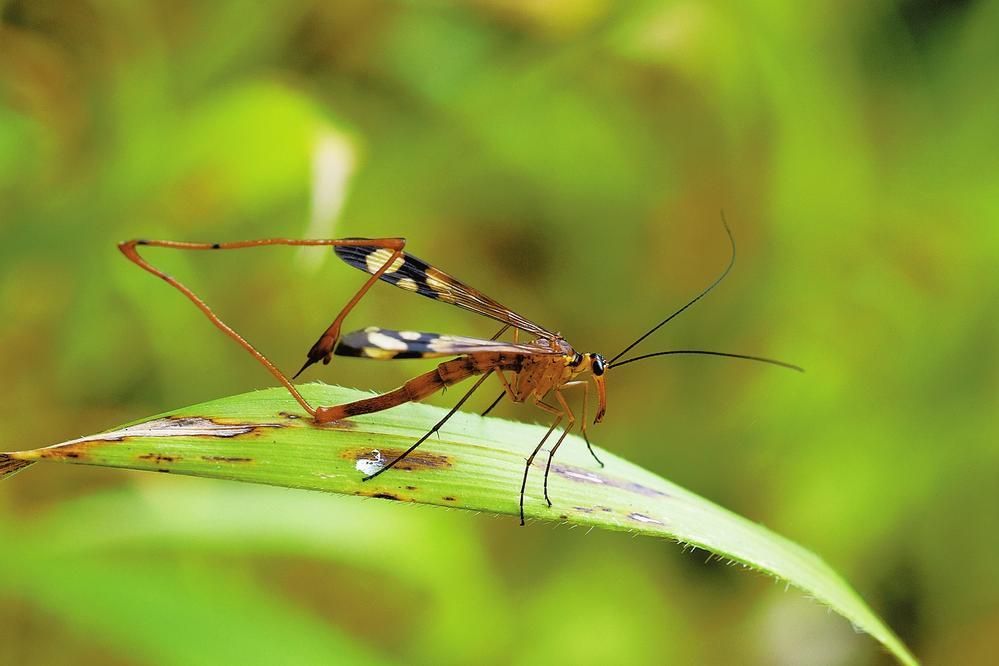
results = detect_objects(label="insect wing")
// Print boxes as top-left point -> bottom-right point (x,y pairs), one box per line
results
334,244 -> 554,339
335,327 -> 557,360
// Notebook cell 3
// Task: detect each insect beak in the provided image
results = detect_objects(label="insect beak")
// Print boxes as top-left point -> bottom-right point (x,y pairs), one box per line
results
593,374 -> 607,424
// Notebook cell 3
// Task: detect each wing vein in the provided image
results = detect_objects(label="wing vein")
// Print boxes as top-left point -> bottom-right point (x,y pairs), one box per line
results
334,244 -> 556,339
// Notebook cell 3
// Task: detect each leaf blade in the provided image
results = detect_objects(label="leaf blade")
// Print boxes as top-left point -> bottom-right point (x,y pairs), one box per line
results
3,383 -> 917,665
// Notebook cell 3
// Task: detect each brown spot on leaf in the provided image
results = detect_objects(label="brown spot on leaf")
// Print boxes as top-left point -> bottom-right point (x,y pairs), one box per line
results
353,488 -> 421,502
139,453 -> 178,464
574,506 -> 594,513
342,447 -> 451,471
442,496 -> 456,502
38,444 -> 89,460
406,485 -> 418,491
201,456 -> 253,463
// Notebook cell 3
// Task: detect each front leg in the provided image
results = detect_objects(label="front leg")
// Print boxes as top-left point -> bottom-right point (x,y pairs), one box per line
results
541,389 -> 579,506
520,400 -> 565,526
564,380 -> 604,467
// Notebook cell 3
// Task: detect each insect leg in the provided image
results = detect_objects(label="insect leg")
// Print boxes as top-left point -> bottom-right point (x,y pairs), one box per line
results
118,237 -> 406,418
479,324 -> 512,416
296,241 -> 410,377
363,370 -> 494,481
481,391 -> 505,416
496,369 -> 519,398
489,324 -> 511,340
482,368 -> 518,416
541,389 -> 579,506
562,380 -> 604,467
520,408 -> 564,526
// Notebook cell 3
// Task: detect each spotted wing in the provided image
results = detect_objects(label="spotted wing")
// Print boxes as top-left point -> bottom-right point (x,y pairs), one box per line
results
334,243 -> 555,339
334,327 -> 561,360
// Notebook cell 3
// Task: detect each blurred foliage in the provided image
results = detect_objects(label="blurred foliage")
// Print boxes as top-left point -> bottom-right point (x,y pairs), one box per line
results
0,0 -> 995,664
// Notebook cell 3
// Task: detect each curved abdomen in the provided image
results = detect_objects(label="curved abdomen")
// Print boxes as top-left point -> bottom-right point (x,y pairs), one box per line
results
314,354 -> 524,422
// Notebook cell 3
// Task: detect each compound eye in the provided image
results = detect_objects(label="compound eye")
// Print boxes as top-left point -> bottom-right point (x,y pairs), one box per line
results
591,355 -> 606,376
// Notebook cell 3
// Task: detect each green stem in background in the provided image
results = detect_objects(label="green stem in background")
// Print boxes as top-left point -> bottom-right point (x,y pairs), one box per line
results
1,383 -> 917,665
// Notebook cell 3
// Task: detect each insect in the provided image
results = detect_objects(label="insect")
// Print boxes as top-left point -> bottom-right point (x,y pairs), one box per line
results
119,223 -> 801,524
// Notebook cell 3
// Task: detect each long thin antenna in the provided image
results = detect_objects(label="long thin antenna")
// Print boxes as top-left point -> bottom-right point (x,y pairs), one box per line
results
609,215 -> 735,364
611,349 -> 803,372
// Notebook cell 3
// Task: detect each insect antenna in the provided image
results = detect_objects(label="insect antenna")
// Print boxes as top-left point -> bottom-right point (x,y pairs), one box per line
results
611,350 -> 803,372
609,215 -> 735,365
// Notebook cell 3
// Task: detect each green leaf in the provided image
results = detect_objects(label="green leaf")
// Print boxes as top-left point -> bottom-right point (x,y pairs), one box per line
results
2,383 -> 917,665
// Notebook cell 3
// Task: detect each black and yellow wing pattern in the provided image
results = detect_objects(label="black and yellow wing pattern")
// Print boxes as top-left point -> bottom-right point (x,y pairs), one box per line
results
334,243 -> 554,339
335,327 -> 560,360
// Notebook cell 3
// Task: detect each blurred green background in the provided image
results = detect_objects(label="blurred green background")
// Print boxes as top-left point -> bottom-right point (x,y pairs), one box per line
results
1,1 -> 996,663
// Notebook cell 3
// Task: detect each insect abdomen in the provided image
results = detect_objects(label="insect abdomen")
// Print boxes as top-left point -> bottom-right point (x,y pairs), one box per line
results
318,366 -> 455,420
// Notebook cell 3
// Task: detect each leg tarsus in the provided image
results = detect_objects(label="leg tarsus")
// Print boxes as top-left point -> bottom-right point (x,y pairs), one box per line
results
295,329 -> 340,378
520,407 -> 563,526
583,433 -> 604,467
